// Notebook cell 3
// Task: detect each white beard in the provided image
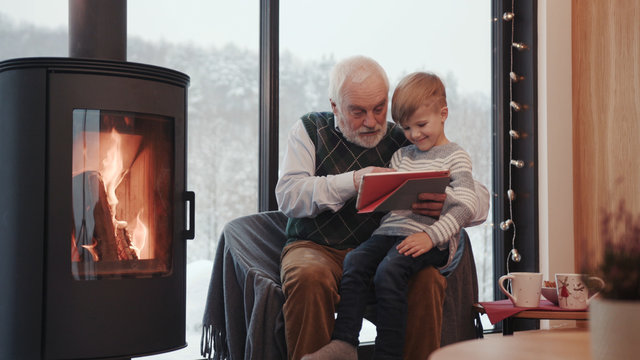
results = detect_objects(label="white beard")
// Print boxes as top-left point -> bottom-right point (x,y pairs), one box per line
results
336,117 -> 387,149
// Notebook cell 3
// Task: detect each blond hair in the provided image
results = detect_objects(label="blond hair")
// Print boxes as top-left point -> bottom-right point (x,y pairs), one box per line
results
391,72 -> 447,126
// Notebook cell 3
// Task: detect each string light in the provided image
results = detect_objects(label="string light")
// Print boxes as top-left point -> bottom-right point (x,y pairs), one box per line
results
500,219 -> 514,231
510,249 -> 522,262
503,0 -> 524,271
512,42 -> 529,51
502,12 -> 515,21
509,71 -> 525,82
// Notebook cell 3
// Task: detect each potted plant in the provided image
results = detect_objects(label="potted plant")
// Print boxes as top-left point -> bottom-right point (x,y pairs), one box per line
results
588,203 -> 640,360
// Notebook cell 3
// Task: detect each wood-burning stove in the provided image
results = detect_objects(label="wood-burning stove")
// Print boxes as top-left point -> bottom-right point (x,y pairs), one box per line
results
0,57 -> 193,359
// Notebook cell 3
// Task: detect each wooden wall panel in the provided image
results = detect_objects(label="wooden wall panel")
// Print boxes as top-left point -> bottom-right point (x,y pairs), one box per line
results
572,0 -> 640,271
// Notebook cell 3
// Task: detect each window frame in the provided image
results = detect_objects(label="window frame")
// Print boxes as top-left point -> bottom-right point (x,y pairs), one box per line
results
491,0 -> 539,332
259,0 -> 280,211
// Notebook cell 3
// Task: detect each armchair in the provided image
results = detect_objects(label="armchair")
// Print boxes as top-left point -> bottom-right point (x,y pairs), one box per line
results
201,211 -> 479,359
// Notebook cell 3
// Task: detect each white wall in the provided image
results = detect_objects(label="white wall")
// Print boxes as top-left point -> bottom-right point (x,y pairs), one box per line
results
538,0 -> 575,329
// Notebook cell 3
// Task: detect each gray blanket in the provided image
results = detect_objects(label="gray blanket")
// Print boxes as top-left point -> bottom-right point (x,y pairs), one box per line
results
201,211 -> 478,359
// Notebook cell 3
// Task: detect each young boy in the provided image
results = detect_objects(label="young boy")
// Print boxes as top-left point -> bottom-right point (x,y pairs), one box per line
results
302,72 -> 478,360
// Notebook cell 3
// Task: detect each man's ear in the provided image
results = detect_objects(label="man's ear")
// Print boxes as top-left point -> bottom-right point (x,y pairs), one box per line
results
441,106 -> 449,122
330,99 -> 338,114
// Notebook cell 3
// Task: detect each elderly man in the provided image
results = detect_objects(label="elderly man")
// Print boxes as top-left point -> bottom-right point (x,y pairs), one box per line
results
275,55 -> 489,360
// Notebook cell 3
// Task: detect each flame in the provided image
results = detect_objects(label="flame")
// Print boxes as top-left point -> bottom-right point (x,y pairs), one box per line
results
101,128 -> 128,229
99,127 -> 147,258
72,121 -> 153,266
71,229 -> 80,262
130,210 -> 148,259
81,239 -> 100,261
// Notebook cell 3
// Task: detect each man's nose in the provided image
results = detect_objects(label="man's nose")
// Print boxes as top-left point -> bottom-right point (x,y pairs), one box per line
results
363,112 -> 377,128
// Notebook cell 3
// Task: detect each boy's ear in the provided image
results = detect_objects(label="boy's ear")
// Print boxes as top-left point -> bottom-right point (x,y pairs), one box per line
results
441,106 -> 449,121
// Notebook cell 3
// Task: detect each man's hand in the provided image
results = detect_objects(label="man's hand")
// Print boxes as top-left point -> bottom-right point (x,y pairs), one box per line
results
396,232 -> 434,258
411,192 -> 446,217
353,166 -> 395,190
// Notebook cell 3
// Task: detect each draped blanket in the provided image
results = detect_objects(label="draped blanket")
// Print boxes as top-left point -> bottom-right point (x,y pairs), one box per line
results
201,211 -> 288,360
201,211 -> 479,359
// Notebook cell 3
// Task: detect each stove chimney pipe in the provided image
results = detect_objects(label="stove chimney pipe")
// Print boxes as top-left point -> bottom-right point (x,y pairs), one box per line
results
69,0 -> 127,61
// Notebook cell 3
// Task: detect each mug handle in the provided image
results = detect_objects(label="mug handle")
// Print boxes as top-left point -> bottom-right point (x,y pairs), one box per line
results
587,276 -> 606,301
498,274 -> 516,304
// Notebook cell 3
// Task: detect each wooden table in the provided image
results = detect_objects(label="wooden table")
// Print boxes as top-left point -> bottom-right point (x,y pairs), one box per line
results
429,328 -> 591,360
473,303 -> 589,335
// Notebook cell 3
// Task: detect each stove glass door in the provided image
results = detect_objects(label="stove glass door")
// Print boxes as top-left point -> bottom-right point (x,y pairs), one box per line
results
71,109 -> 174,279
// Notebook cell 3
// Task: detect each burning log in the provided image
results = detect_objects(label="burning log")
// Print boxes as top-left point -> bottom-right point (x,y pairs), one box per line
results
72,171 -> 121,261
116,227 -> 138,260
71,127 -> 149,265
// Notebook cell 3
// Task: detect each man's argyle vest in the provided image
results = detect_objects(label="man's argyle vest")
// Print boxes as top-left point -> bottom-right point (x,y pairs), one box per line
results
285,112 -> 408,249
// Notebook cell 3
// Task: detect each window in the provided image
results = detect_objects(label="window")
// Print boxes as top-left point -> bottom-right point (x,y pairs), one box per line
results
277,0 -> 495,335
126,1 -> 262,358
0,1 -> 67,58
1,1 -> 260,358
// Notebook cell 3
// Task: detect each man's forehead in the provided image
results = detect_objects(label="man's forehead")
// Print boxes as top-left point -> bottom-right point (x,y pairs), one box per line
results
342,70 -> 386,88
346,97 -> 387,110
342,78 -> 388,106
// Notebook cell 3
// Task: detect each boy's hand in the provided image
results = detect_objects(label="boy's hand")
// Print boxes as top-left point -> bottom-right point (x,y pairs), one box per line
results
412,192 -> 446,218
396,232 -> 434,258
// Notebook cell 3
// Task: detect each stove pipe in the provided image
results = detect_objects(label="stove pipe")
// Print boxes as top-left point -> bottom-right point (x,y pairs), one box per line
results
69,0 -> 127,60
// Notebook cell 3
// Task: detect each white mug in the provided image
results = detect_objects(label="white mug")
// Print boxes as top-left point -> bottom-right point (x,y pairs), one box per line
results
555,273 -> 605,310
498,272 -> 543,307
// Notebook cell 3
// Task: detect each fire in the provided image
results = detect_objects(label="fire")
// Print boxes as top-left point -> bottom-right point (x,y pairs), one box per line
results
71,229 -> 80,262
101,129 -> 128,229
98,127 -> 148,259
81,239 -> 100,262
130,210 -> 148,259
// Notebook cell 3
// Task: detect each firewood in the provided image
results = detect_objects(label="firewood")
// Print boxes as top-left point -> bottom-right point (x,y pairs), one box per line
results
72,171 -> 119,261
116,227 -> 138,260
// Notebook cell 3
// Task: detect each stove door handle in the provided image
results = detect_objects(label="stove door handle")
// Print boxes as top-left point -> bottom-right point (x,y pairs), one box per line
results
184,191 -> 195,240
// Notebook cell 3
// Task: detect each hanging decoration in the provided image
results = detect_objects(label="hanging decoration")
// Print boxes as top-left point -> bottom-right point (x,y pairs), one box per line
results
500,0 -> 528,273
